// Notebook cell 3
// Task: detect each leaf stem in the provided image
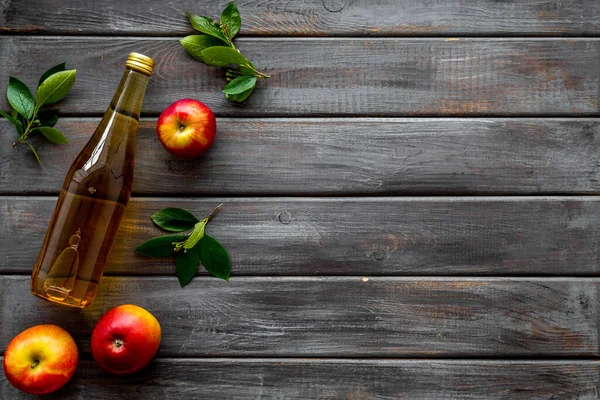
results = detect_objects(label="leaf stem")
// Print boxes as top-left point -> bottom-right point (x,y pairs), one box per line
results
22,105 -> 39,137
206,203 -> 223,222
172,204 -> 223,251
24,141 -> 42,165
241,63 -> 270,79
173,240 -> 186,252
14,105 -> 40,147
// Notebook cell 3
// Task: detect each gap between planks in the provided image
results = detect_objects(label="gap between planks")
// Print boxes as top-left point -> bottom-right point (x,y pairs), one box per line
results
3,195 -> 600,201
2,355 -> 599,362
3,34 -> 600,40
1,275 -> 599,282
25,115 -> 600,119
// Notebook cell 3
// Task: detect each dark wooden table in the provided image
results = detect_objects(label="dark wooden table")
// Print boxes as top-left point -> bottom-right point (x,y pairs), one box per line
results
2,1 -> 600,398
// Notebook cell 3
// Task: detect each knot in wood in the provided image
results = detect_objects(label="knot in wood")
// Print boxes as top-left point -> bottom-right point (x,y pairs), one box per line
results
322,0 -> 346,13
278,211 -> 292,224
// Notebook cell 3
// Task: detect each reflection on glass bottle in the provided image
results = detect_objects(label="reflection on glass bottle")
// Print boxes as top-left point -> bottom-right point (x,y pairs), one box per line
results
43,229 -> 81,301
31,53 -> 154,308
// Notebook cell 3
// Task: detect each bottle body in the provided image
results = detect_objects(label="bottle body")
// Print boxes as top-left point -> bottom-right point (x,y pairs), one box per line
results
31,61 -> 151,308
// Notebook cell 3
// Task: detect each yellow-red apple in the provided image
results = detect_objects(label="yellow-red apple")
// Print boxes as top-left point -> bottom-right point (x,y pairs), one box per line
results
91,304 -> 161,375
156,99 -> 216,158
2,324 -> 78,395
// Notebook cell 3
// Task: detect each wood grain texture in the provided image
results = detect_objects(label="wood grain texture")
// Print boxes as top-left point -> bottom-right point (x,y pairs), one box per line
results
1,37 -> 599,116
2,118 -> 600,195
2,358 -> 599,399
0,276 -> 598,357
3,2 -> 600,397
2,196 -> 600,276
2,0 -> 600,36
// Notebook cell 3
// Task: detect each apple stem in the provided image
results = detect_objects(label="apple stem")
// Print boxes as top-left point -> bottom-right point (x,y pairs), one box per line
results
31,360 -> 39,369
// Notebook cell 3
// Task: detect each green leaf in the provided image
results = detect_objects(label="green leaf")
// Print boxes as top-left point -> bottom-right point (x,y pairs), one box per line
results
7,77 -> 35,120
176,246 -> 199,288
198,234 -> 231,281
35,109 -> 59,127
200,46 -> 249,67
225,84 -> 255,102
0,109 -> 24,134
10,107 -> 17,118
36,69 -> 76,107
25,141 -> 42,165
180,35 -> 228,64
184,219 -> 207,250
185,12 -> 229,43
222,75 -> 257,95
221,2 -> 241,39
38,62 -> 66,88
151,207 -> 200,232
35,126 -> 68,144
135,235 -> 188,257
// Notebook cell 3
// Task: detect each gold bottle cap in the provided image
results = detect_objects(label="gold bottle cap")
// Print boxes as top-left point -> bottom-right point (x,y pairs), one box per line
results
125,52 -> 155,76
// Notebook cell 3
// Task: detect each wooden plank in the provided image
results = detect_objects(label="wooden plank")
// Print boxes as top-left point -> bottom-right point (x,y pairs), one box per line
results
2,196 -> 600,276
0,276 -> 597,356
2,0 -> 600,36
3,118 -> 600,195
1,37 -> 599,116
1,359 -> 599,399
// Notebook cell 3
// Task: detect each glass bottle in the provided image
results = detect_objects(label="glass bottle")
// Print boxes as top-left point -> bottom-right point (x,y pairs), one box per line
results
31,52 -> 154,308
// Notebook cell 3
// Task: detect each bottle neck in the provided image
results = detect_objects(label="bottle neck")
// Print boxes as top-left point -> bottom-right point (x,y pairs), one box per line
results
110,68 -> 150,120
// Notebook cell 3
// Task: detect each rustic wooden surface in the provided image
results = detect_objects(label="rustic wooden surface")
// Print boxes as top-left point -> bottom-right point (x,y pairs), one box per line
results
2,359 -> 599,400
2,0 -> 599,36
2,359 -> 600,400
3,119 -> 600,195
2,37 -> 600,117
2,1 -> 600,398
2,197 -> 600,276
2,276 -> 599,357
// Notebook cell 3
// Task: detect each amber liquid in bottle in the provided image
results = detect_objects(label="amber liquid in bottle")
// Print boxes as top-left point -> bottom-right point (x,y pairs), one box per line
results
31,53 -> 154,308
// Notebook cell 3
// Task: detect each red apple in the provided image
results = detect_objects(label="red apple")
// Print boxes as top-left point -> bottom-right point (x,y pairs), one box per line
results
91,304 -> 161,375
157,98 -> 216,158
2,324 -> 78,395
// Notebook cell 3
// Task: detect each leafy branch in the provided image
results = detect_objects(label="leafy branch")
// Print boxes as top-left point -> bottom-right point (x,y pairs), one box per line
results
180,2 -> 269,102
135,204 -> 231,287
1,62 -> 76,164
